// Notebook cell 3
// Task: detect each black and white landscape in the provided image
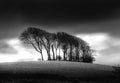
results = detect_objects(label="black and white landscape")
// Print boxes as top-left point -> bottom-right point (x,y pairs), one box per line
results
0,0 -> 120,83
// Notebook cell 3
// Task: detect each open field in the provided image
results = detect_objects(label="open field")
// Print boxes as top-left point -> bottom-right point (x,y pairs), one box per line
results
0,61 -> 119,83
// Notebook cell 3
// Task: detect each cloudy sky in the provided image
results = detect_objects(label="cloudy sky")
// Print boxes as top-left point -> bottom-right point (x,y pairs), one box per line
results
0,0 -> 120,65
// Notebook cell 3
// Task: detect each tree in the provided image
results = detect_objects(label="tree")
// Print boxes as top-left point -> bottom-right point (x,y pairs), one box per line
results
20,27 -> 53,60
80,44 -> 95,63
43,32 -> 52,60
56,32 -> 62,60
19,27 -> 46,60
71,36 -> 80,61
56,32 -> 70,61
48,33 -> 56,60
51,33 -> 59,60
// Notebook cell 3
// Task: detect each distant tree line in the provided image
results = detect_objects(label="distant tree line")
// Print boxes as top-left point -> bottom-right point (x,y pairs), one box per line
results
20,27 -> 95,63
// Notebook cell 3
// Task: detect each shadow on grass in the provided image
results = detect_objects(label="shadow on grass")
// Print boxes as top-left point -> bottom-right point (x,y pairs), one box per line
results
0,71 -> 120,83
0,72 -> 73,83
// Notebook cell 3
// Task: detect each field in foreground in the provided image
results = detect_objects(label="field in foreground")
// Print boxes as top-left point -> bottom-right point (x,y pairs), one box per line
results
0,61 -> 119,83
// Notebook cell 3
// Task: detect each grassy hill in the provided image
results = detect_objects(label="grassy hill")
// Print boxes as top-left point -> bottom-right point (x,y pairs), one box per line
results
0,61 -> 119,83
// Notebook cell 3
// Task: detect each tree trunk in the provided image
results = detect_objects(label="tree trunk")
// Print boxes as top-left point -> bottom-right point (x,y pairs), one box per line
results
52,45 -> 55,60
63,51 -> 66,60
47,46 -> 51,60
69,45 -> 73,61
59,46 -> 61,61
82,50 -> 86,62
55,48 -> 57,60
75,47 -> 79,61
63,49 -> 67,61
47,51 -> 51,60
40,52 -> 44,61
65,50 -> 68,60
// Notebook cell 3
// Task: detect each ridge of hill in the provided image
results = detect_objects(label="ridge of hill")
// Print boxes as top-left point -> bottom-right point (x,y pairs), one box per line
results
0,61 -> 113,78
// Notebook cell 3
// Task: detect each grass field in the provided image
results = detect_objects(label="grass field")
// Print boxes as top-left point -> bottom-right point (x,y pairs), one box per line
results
0,61 -> 119,83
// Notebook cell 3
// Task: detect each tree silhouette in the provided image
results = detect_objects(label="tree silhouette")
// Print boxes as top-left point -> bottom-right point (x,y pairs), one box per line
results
52,33 -> 59,60
19,27 -> 46,60
20,27 -> 95,63
56,32 -> 70,60
43,32 -> 52,60
50,33 -> 56,60
79,42 -> 95,63
20,27 -> 52,60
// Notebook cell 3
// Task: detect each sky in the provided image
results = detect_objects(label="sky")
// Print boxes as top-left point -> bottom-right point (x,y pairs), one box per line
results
0,0 -> 120,65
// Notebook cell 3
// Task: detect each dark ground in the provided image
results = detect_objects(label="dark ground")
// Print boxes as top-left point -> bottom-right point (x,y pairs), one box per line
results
0,61 -> 119,83
0,72 -> 120,83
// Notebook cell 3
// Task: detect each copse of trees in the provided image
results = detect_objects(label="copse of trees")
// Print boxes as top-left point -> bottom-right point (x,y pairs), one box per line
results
20,27 -> 95,63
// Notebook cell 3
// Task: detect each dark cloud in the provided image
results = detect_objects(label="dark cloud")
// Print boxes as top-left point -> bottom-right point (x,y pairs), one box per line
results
0,0 -> 120,39
0,0 -> 120,22
0,40 -> 17,54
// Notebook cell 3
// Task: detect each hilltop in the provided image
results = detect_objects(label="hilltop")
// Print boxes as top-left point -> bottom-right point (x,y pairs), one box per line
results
0,61 -> 117,83
0,61 -> 113,77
